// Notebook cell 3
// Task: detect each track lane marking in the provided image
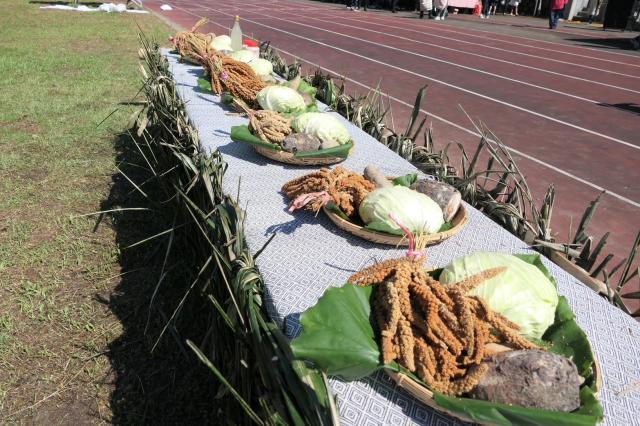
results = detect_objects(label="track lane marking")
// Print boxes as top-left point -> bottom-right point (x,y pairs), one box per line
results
277,10 -> 640,96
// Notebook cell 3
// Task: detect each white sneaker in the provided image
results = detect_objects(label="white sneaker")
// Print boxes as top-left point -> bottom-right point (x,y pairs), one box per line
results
435,16 -> 441,20
480,14 -> 485,18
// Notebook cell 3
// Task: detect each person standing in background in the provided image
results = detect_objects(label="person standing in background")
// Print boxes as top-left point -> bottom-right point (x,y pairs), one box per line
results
481,0 -> 491,18
549,0 -> 568,29
419,0 -> 433,18
587,0 -> 601,24
507,0 -> 520,15
434,0 -> 448,20
489,0 -> 499,15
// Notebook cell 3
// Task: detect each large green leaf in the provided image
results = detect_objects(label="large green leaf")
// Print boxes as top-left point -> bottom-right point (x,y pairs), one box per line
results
230,125 -> 280,151
292,254 -> 603,425
392,173 -> 418,187
230,125 -> 353,159
290,284 -> 381,380
197,76 -> 212,92
293,141 -> 353,159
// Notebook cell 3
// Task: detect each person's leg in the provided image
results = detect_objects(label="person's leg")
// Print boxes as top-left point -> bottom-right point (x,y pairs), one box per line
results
549,9 -> 554,28
514,3 -> 518,15
362,0 -> 368,11
482,0 -> 490,18
551,9 -> 559,29
392,0 -> 398,12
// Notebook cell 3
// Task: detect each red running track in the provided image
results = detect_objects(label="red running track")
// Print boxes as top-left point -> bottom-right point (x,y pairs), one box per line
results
148,0 -> 640,278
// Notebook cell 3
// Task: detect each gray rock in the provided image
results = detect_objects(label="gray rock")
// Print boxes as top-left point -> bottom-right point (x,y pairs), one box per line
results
470,349 -> 583,412
281,133 -> 322,153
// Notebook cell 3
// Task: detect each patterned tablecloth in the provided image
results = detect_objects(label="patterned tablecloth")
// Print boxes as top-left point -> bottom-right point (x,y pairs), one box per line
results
164,51 -> 640,426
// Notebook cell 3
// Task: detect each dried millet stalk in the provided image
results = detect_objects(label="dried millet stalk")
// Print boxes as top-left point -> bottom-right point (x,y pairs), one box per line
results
170,18 -> 213,62
351,257 -> 539,395
282,167 -> 375,217
198,49 -> 266,105
249,110 -> 292,144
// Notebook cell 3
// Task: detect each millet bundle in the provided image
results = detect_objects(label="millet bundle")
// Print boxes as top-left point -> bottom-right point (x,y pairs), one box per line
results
249,110 -> 292,144
348,258 -> 536,395
198,48 -> 266,105
282,167 -> 375,216
170,18 -> 214,63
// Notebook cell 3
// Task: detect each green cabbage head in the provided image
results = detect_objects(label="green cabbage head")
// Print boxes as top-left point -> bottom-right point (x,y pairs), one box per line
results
249,58 -> 274,77
257,86 -> 306,113
439,252 -> 558,339
210,35 -> 232,51
292,112 -> 350,148
359,186 -> 444,235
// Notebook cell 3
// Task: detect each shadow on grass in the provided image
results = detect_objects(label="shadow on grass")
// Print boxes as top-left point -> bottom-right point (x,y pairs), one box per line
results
97,132 -> 217,423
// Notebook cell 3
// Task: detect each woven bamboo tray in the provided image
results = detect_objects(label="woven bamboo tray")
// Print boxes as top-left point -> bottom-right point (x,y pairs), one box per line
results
254,144 -> 353,166
387,354 -> 601,425
323,204 -> 468,246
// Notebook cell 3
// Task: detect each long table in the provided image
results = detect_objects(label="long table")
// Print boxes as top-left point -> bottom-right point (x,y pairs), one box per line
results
164,50 -> 640,425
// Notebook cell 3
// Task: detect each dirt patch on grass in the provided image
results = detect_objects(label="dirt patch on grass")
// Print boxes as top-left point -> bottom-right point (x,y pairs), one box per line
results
1,116 -> 42,136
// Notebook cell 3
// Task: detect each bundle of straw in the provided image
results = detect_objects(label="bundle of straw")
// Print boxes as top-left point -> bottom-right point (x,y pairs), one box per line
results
170,18 -> 214,64
197,48 -> 266,105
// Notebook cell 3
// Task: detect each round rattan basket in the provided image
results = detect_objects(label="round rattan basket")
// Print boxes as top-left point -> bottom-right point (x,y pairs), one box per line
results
387,354 -> 601,425
254,144 -> 353,166
322,204 -> 468,246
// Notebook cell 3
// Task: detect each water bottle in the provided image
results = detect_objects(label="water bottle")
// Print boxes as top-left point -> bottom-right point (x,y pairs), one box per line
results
230,16 -> 243,51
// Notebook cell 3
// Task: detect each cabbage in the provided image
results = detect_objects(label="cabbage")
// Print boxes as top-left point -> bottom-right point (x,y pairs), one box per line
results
358,186 -> 444,235
210,35 -> 232,51
292,112 -> 350,148
256,86 -> 306,113
249,58 -> 273,77
228,49 -> 255,63
439,252 -> 558,340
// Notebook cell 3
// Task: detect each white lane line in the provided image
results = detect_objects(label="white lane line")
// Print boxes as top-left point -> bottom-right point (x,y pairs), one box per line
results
215,0 -> 640,78
278,11 -> 640,96
261,0 -> 640,63
249,0 -> 640,62
352,12 -> 640,67
198,5 -> 639,150
304,10 -> 640,81
176,7 -> 640,209
257,13 -> 607,105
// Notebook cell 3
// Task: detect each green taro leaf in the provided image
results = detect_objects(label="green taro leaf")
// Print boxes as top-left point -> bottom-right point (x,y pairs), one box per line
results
294,141 -> 353,159
543,297 -> 595,380
230,125 -> 280,151
197,76 -> 212,92
290,284 -> 381,380
325,202 -> 351,222
392,173 -> 418,187
438,222 -> 454,232
433,389 -> 601,426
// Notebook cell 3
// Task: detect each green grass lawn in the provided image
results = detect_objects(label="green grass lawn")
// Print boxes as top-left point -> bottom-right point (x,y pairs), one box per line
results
0,1 -> 178,421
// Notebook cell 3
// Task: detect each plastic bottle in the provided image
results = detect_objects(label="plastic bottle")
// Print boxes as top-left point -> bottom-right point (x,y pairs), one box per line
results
230,16 -> 243,51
